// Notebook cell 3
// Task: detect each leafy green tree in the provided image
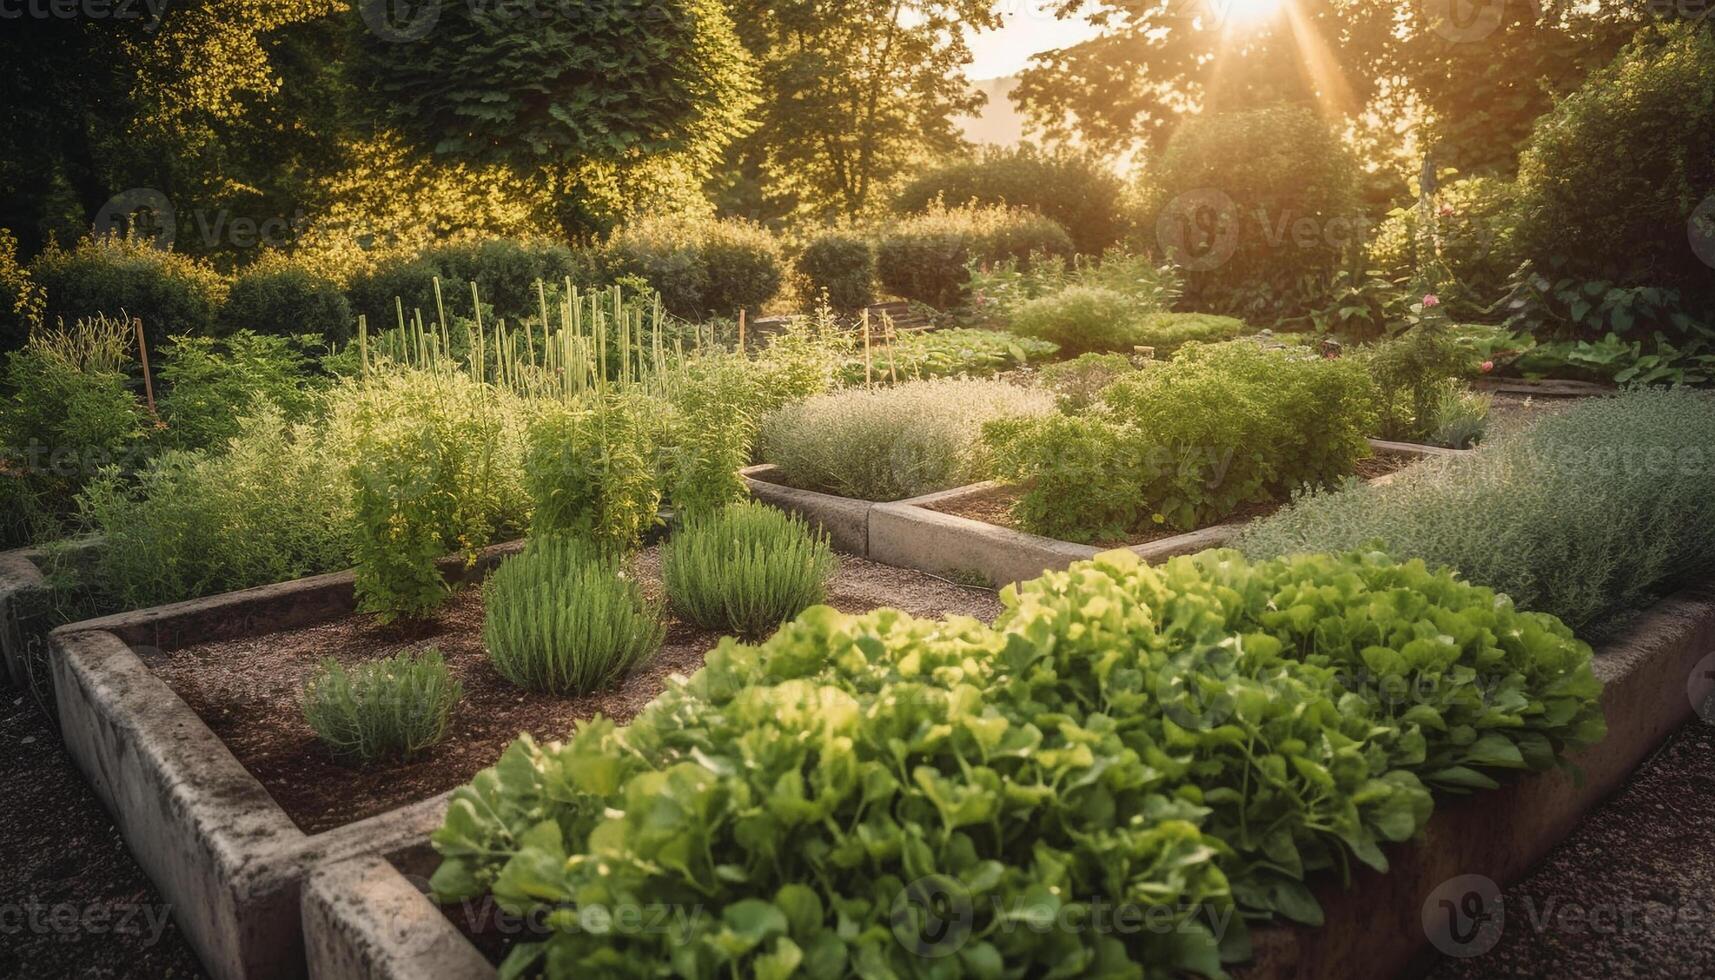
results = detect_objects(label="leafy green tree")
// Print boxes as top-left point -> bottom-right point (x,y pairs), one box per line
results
714,0 -> 999,220
346,0 -> 756,236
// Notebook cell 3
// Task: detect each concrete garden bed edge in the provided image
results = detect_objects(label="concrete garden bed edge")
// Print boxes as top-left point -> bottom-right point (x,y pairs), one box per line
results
296,580 -> 1715,980
49,541 -> 523,980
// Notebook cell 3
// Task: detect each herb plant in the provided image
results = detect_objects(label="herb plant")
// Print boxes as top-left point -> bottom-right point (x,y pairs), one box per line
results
303,648 -> 462,765
1236,387 -> 1715,632
524,391 -> 661,553
482,535 -> 664,695
662,502 -> 836,639
760,377 -> 1053,501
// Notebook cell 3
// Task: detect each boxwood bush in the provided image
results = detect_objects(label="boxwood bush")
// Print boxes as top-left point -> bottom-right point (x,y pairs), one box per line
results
759,377 -> 1054,501
986,341 -> 1378,541
220,255 -> 353,343
31,234 -> 228,348
1236,387 -> 1715,632
346,237 -> 594,330
428,548 -> 1601,975
793,229 -> 875,313
1513,23 -> 1715,307
894,145 -> 1130,255
875,205 -> 1074,308
602,215 -> 784,319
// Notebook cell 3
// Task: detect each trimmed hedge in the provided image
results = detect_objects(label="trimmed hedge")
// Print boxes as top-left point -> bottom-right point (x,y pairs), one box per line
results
876,205 -> 1074,308
894,145 -> 1129,255
602,215 -> 784,319
221,255 -> 353,343
794,230 -> 875,313
30,235 -> 227,348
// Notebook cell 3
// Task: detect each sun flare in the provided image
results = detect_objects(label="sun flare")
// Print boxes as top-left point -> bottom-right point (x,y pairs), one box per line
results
1218,0 -> 1285,28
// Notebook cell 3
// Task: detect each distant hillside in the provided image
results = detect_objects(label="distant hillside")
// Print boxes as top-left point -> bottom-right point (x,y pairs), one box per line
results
958,75 -> 1029,147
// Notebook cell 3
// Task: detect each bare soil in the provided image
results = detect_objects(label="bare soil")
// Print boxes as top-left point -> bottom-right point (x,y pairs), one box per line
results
146,548 -> 1002,835
926,452 -> 1415,548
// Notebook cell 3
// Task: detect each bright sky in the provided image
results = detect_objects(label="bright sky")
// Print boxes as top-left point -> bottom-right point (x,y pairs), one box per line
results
964,0 -> 1101,80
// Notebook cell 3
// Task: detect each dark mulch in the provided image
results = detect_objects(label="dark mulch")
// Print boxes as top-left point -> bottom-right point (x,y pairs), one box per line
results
148,547 -> 1003,835
0,691 -> 207,979
1427,716 -> 1715,980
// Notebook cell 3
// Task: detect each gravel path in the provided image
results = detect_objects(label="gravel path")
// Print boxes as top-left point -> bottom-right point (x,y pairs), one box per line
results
0,690 -> 207,979
1427,715 -> 1715,980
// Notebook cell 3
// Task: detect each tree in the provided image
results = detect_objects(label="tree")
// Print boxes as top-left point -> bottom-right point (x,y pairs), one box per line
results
0,1 -> 346,262
346,0 -> 756,237
713,0 -> 1000,220
1010,0 -> 1658,174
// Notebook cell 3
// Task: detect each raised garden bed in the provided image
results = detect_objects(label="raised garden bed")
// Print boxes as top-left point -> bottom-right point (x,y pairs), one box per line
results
747,442 -> 1465,587
0,537 -> 101,691
299,578 -> 1715,980
867,440 -> 1467,587
51,537 -> 998,980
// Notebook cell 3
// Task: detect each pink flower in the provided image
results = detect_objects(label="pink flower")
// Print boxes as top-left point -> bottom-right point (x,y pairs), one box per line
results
1438,205 -> 1455,219
1481,360 -> 1495,374
1422,294 -> 1440,308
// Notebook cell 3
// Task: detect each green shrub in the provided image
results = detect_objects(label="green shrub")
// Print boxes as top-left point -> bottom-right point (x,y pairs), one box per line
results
1134,312 -> 1249,352
1009,284 -> 1147,355
339,371 -> 529,622
663,502 -> 836,639
971,250 -> 1180,330
1369,178 -> 1521,318
838,327 -> 1056,385
1236,388 -> 1715,631
524,392 -> 661,553
1,316 -> 146,544
78,408 -> 355,609
794,230 -> 875,312
157,331 -> 323,451
663,354 -> 757,518
988,341 -> 1378,540
760,378 -> 1053,501
985,412 -> 1144,541
1430,385 -> 1491,450
30,235 -> 228,348
1514,24 -> 1715,307
220,256 -> 354,344
602,215 -> 784,318
0,228 -> 44,351
875,204 -> 1074,308
894,145 -> 1130,255
346,237 -> 593,329
303,648 -> 462,765
1037,352 -> 1136,412
481,535 -> 664,695
1365,322 -> 1471,444
1146,104 -> 1359,320
427,548 -> 1600,973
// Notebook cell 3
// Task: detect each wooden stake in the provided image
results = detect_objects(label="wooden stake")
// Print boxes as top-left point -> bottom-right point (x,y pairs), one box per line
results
133,317 -> 157,417
737,308 -> 746,353
861,308 -> 872,388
